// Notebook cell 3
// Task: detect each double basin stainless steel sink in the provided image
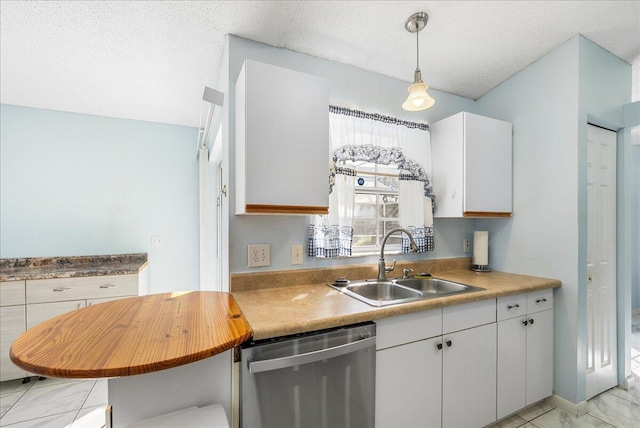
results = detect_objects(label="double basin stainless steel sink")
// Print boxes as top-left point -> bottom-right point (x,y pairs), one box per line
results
329,277 -> 485,307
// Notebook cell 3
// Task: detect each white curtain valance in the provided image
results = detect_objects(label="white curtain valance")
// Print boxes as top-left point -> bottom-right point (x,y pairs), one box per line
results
309,108 -> 435,258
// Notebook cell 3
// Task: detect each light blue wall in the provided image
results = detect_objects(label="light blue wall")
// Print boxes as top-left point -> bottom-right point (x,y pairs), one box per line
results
0,105 -> 200,293
224,36 -> 478,274
627,102 -> 640,311
577,35 -> 631,396
475,36 -> 632,404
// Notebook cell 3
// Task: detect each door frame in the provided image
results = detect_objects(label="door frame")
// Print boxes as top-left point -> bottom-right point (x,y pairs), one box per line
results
581,119 -> 635,398
584,123 -> 618,399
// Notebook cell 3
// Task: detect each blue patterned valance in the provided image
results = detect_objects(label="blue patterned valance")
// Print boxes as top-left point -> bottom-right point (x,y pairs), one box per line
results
332,144 -> 435,205
329,106 -> 429,131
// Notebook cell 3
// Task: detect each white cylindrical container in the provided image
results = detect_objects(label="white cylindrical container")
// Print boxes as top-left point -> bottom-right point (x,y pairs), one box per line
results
472,231 -> 490,271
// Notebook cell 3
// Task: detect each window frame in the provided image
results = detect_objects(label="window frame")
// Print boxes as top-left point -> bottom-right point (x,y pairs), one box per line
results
348,161 -> 403,256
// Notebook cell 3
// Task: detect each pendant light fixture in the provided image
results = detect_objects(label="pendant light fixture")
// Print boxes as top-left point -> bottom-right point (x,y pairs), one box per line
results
402,12 -> 435,111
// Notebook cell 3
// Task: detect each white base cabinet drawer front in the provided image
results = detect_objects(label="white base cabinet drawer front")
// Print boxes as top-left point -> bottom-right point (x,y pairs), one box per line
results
375,308 -> 442,350
26,275 -> 138,304
27,300 -> 86,329
443,298 -> 496,334
375,337 -> 442,428
497,293 -> 527,321
0,305 -> 27,381
1,281 -> 26,306
527,289 -> 553,313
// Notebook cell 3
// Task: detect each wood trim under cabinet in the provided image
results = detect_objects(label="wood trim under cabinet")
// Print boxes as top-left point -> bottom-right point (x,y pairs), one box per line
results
244,204 -> 329,215
463,211 -> 512,218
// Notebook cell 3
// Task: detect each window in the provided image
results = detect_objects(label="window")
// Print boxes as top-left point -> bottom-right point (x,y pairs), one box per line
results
308,108 -> 434,259
347,161 -> 402,254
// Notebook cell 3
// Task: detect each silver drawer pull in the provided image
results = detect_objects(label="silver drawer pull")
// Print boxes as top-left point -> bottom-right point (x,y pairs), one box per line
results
53,287 -> 71,292
507,304 -> 520,310
536,298 -> 547,304
100,284 -> 117,289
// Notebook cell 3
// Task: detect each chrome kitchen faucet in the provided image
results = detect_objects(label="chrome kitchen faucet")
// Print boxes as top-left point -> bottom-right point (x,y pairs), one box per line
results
377,227 -> 419,280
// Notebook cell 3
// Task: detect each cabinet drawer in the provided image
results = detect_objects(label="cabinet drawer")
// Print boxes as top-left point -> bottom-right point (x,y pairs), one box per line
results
443,299 -> 496,334
497,293 -> 527,321
0,281 -> 25,306
375,308 -> 442,350
27,300 -> 86,329
527,289 -> 553,314
26,275 -> 138,304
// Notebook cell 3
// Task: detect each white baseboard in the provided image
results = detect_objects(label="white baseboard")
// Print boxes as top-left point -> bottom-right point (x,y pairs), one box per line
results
547,394 -> 588,417
620,375 -> 635,391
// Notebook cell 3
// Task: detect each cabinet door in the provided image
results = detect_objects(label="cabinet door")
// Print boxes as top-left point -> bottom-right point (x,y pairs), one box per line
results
431,112 -> 464,218
375,337 -> 442,428
27,300 -> 86,329
463,113 -> 512,214
236,59 -> 329,215
442,323 -> 497,428
526,309 -> 553,405
497,316 -> 527,420
1,305 -> 27,381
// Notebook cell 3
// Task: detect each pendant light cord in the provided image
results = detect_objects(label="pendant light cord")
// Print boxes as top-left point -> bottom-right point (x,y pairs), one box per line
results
415,21 -> 420,73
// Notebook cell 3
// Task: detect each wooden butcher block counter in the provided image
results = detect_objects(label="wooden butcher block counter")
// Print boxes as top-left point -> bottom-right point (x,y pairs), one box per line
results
10,291 -> 252,378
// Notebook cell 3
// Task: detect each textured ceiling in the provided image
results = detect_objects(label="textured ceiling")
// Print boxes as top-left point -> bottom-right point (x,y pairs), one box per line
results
1,1 -> 639,128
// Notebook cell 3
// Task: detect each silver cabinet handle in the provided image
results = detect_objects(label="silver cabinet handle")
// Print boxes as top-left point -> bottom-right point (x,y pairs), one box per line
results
507,304 -> 520,310
536,298 -> 547,304
100,284 -> 117,289
53,287 -> 71,292
249,336 -> 375,374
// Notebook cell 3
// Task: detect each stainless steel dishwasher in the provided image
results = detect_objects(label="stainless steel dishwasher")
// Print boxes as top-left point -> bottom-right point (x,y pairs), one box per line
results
240,322 -> 376,428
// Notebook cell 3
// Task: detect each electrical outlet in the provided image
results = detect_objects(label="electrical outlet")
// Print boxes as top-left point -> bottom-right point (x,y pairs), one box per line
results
151,235 -> 164,249
291,245 -> 303,265
463,238 -> 471,253
248,244 -> 270,267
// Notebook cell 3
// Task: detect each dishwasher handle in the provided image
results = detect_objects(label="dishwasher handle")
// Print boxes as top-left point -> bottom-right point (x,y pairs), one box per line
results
248,336 -> 375,374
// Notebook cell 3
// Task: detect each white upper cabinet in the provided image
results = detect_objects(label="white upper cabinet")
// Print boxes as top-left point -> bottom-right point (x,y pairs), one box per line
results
431,112 -> 512,218
235,59 -> 330,215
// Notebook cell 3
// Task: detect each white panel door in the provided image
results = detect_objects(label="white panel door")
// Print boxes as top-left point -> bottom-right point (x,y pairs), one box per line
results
375,337 -> 442,428
497,316 -> 527,419
442,323 -> 497,428
526,309 -> 554,405
585,124 -> 617,400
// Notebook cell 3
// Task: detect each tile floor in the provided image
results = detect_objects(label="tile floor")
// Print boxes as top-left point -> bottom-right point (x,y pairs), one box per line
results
1,315 -> 640,428
0,377 -> 107,427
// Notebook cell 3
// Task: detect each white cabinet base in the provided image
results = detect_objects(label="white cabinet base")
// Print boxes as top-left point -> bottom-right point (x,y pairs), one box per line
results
109,351 -> 232,427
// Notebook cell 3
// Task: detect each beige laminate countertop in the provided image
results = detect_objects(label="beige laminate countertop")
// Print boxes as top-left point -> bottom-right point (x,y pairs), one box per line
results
232,270 -> 561,341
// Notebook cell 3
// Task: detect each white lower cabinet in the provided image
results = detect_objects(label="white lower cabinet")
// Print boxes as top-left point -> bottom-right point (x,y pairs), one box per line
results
375,299 -> 497,428
497,290 -> 554,420
0,268 -> 147,382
